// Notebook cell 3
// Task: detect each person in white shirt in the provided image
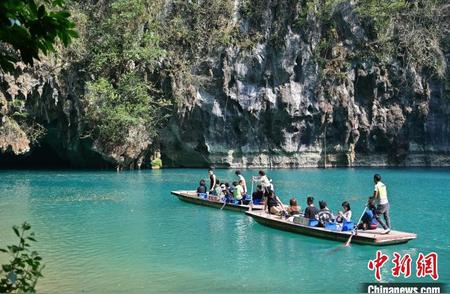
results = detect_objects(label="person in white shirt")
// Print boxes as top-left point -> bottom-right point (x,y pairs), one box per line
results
208,168 -> 217,193
252,170 -> 271,195
235,170 -> 247,195
337,201 -> 352,223
373,174 -> 391,234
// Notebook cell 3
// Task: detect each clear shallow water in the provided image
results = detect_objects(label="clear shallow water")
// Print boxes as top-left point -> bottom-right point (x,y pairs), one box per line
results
0,168 -> 449,293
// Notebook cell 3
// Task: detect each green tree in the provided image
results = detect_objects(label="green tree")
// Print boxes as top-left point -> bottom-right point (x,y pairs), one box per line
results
0,223 -> 44,293
83,74 -> 170,150
0,0 -> 78,72
82,0 -> 170,153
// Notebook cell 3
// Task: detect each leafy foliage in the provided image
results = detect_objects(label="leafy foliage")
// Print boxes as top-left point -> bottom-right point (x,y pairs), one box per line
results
298,0 -> 449,79
0,0 -> 78,72
83,74 -> 170,149
356,0 -> 449,77
0,223 -> 44,293
151,157 -> 162,168
89,0 -> 164,77
82,0 -> 170,150
160,0 -> 235,58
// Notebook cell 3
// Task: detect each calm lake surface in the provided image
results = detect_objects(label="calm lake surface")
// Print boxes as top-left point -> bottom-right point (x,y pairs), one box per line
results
0,168 -> 449,293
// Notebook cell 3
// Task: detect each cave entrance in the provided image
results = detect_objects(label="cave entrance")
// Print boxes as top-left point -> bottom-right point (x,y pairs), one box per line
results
0,142 -> 71,169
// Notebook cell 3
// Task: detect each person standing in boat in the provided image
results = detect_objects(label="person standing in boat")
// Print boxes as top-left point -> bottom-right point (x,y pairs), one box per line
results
208,168 -> 217,193
252,170 -> 271,195
373,174 -> 391,234
235,170 -> 247,196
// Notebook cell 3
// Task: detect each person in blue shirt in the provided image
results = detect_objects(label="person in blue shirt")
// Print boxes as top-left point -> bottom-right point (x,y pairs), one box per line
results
358,197 -> 378,230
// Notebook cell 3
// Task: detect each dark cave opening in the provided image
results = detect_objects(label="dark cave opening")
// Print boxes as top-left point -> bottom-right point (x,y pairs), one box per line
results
0,143 -> 71,169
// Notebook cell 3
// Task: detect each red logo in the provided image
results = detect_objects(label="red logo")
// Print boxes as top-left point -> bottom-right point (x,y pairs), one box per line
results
368,251 -> 439,281
416,252 -> 439,280
391,252 -> 412,278
368,250 -> 389,281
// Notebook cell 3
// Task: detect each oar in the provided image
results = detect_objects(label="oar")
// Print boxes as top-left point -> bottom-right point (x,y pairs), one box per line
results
248,179 -> 254,211
345,206 -> 367,247
277,197 -> 289,217
220,191 -> 227,210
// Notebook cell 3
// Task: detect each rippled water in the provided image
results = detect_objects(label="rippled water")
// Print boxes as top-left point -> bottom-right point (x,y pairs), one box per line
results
0,168 -> 449,293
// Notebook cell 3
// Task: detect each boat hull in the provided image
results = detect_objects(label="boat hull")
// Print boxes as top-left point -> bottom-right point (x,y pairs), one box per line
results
171,191 -> 263,212
246,211 -> 416,246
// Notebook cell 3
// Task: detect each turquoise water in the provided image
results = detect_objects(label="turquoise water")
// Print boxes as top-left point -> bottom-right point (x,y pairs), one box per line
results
0,168 -> 449,293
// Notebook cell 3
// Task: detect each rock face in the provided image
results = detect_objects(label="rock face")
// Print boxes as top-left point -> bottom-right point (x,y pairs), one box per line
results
0,0 -> 449,168
161,1 -> 450,168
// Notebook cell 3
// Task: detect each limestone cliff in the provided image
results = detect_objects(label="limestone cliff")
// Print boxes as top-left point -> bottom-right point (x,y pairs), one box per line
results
0,0 -> 449,168
161,0 -> 450,167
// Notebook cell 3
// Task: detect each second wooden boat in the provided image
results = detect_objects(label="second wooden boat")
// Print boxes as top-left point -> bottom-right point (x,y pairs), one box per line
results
245,210 -> 417,246
171,190 -> 264,212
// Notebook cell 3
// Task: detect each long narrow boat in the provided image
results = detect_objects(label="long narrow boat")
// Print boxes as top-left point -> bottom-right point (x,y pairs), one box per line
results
246,210 -> 416,246
171,190 -> 263,212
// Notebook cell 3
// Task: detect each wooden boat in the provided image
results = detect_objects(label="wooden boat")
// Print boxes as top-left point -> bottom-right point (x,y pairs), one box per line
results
171,190 -> 263,212
245,210 -> 417,246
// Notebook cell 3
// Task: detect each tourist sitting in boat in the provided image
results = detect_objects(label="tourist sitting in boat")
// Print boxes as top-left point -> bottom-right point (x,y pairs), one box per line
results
209,183 -> 223,201
197,179 -> 207,198
286,198 -> 301,216
221,183 -> 230,197
316,200 -> 335,227
336,201 -> 352,223
233,180 -> 245,204
216,182 -> 223,195
265,190 -> 286,216
303,196 -> 319,219
235,170 -> 247,196
252,185 -> 264,205
221,183 -> 232,203
358,197 -> 378,230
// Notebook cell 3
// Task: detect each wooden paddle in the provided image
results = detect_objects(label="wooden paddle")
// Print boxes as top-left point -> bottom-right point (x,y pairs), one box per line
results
345,206 -> 367,247
220,200 -> 226,210
248,179 -> 254,211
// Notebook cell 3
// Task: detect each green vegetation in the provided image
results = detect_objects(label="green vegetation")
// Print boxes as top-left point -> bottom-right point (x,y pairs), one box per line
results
82,0 -> 170,150
83,74 -> 170,150
156,0 -> 235,102
355,0 -> 448,77
299,0 -> 449,79
0,0 -> 77,72
0,223 -> 43,293
160,0 -> 235,57
151,158 -> 163,169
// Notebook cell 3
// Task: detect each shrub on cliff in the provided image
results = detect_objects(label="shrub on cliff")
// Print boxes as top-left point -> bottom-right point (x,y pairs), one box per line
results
83,74 -> 170,151
81,0 -> 171,156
